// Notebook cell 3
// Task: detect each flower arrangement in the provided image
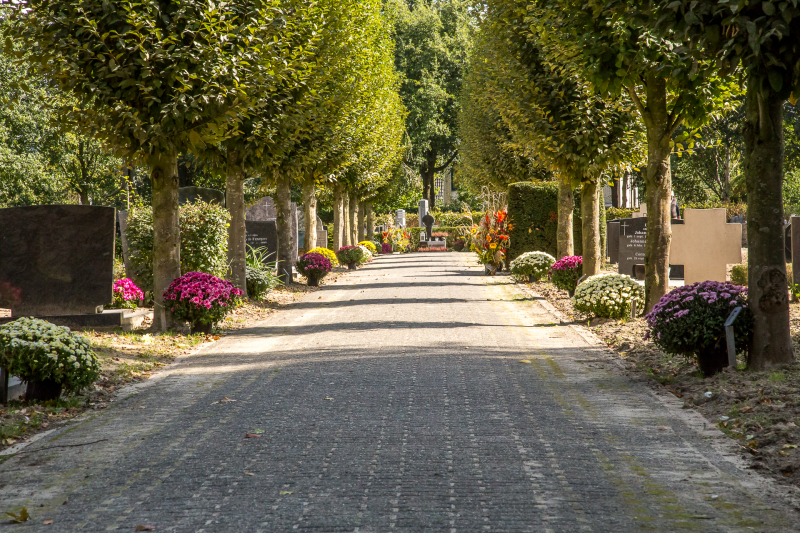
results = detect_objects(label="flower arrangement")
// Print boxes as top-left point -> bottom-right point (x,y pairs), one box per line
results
109,278 -> 143,309
509,251 -> 555,282
472,210 -> 509,272
0,317 -> 100,400
453,239 -> 466,252
163,272 -> 244,333
384,229 -> 411,252
358,241 -> 377,254
296,252 -> 332,286
381,243 -> 392,254
336,245 -> 367,268
645,281 -> 753,376
550,255 -> 582,295
574,274 -> 644,319
307,247 -> 339,267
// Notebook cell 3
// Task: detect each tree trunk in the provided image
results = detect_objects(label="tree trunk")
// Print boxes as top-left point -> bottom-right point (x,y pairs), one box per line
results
743,83 -> 792,369
365,202 -> 374,242
348,192 -> 358,246
642,75 -> 672,313
148,152 -> 180,331
723,145 -> 731,202
599,184 -> 607,266
621,172 -> 628,208
581,181 -> 601,277
422,151 -> 438,209
343,193 -> 351,246
275,175 -> 294,285
333,183 -> 344,251
302,177 -> 317,252
357,201 -> 366,242
557,178 -> 574,258
225,151 -> 247,297
78,186 -> 90,206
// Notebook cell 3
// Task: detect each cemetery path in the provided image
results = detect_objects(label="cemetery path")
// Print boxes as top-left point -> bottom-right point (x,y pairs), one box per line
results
1,252 -> 798,532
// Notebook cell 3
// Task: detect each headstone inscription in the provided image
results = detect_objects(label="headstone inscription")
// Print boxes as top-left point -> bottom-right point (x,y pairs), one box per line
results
0,205 -> 115,316
607,220 -> 620,264
178,186 -> 225,205
616,217 -> 685,279
422,213 -> 435,241
245,220 -> 278,262
245,197 -> 298,264
671,209 -> 742,285
418,200 -> 429,229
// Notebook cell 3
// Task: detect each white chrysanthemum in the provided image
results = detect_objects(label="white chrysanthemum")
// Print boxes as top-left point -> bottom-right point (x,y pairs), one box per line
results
573,273 -> 645,319
509,251 -> 556,281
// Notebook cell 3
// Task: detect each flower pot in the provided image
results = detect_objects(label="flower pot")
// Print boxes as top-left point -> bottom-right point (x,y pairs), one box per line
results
190,321 -> 213,335
307,274 -> 320,287
528,274 -> 536,283
25,378 -> 62,402
348,263 -> 357,270
697,346 -> 729,377
567,289 -> 575,298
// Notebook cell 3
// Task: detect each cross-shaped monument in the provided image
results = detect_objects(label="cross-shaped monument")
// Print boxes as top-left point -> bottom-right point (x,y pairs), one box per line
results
671,208 -> 742,285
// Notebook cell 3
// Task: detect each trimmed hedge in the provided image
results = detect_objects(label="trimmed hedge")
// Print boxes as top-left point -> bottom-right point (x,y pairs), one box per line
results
507,182 -> 582,262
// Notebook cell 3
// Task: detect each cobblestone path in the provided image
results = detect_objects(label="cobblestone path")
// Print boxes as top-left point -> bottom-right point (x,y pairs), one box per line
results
1,253 -> 798,532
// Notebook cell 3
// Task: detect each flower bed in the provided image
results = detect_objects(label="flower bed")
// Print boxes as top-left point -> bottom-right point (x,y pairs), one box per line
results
510,251 -> 555,282
0,317 -> 101,401
645,281 -> 752,376
109,278 -> 143,309
163,272 -> 244,333
550,256 -> 582,295
574,273 -> 644,319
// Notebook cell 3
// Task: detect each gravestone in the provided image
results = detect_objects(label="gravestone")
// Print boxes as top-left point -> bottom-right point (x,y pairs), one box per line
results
607,220 -> 620,264
422,213 -> 435,240
395,209 -> 406,228
632,204 -> 647,218
0,205 -> 115,316
617,217 -> 685,280
179,186 -> 225,205
786,224 -> 792,263
117,210 -> 133,279
671,209 -> 742,284
792,217 -> 800,288
246,197 -> 277,221
418,200 -> 429,229
245,220 -> 278,263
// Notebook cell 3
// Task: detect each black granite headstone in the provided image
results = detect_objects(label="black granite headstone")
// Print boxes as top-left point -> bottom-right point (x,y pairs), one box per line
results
0,205 -> 115,316
617,217 -> 685,280
607,220 -> 620,264
245,220 -> 278,263
179,186 -> 225,205
785,224 -> 792,263
422,213 -> 435,240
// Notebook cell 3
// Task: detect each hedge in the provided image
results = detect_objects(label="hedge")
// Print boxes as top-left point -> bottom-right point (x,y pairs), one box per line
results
373,227 -> 465,251
507,182 -> 582,262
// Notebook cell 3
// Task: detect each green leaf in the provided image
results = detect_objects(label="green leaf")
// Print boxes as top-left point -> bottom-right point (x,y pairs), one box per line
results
768,70 -> 783,92
763,1 -> 775,15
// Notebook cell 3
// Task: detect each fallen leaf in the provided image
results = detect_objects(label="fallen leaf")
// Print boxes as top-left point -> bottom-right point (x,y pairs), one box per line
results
519,360 -> 531,364
219,397 -> 236,403
252,429 -> 265,434
136,526 -> 155,531
324,397 -> 333,401
783,444 -> 798,449
139,406 -> 146,409
740,406 -> 753,413
657,426 -> 669,431
43,519 -> 54,525
245,433 -> 262,439
244,472 -> 254,476
280,491 -> 294,495
5,507 -> 29,523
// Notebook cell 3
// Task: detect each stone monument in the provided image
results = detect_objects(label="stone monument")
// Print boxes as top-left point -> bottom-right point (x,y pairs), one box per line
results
395,209 -> 406,228
607,220 -> 620,264
671,208 -> 742,285
245,197 -> 298,264
245,220 -> 278,262
178,186 -> 225,205
631,204 -> 647,218
0,205 -> 115,316
418,200 -> 429,228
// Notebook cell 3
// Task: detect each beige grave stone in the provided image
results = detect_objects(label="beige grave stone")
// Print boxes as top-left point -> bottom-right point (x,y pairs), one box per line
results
671,208 -> 742,284
632,204 -> 647,218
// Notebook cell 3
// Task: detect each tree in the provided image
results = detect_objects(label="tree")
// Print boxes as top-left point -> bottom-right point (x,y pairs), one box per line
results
660,0 -> 800,367
470,2 -> 641,271
390,0 -> 473,208
8,0 -> 266,329
531,0 -> 737,310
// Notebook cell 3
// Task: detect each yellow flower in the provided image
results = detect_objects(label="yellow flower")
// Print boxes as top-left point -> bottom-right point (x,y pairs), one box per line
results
490,243 -> 497,249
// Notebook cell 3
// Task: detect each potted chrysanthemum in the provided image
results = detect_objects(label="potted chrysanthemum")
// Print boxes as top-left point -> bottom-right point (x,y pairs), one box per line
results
296,252 -> 332,286
163,272 -> 243,334
336,246 -> 366,270
550,256 -> 582,296
109,278 -> 144,309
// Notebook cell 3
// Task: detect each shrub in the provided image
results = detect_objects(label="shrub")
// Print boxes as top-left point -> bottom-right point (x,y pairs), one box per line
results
550,256 -> 582,293
645,281 -> 753,376
126,202 -> 230,292
336,245 -> 367,265
245,245 -> 281,301
507,182 -> 582,262
510,251 -> 556,281
606,207 -> 635,220
0,317 -> 100,392
357,244 -> 373,263
308,247 -> 339,267
381,243 -> 392,254
296,252 -> 332,279
728,262 -> 793,288
358,241 -> 377,254
163,272 -> 243,329
574,274 -> 644,319
109,278 -> 143,309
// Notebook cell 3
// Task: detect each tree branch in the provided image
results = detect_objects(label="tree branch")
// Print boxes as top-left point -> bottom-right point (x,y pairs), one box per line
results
433,150 -> 459,173
624,83 -> 646,118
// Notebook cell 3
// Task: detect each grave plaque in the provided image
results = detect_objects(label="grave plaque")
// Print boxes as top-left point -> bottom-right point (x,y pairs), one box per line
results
245,220 -> 278,263
618,218 -> 647,278
607,220 -> 620,264
0,205 -> 115,316
179,186 -> 225,205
